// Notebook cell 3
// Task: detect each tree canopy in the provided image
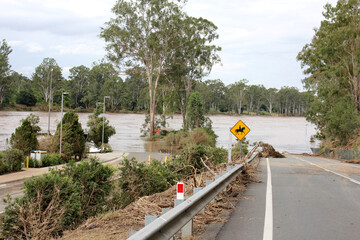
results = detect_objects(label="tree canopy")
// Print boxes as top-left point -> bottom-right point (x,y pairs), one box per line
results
298,0 -> 360,145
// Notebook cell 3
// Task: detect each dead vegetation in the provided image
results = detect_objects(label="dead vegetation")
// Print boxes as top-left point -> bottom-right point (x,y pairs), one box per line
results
258,142 -> 285,158
61,157 -> 261,240
344,160 -> 360,164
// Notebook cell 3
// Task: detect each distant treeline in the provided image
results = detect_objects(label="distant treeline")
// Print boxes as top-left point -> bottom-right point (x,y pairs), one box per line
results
1,43 -> 308,116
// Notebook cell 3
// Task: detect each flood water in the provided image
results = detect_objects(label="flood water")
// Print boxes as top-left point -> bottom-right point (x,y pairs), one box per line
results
0,111 -> 318,153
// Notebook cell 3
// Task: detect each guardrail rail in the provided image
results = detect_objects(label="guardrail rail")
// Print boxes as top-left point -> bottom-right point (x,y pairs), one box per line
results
128,145 -> 260,240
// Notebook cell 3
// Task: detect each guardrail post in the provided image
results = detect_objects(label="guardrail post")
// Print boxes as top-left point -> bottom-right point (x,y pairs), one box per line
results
174,199 -> 193,238
206,180 -> 216,204
128,230 -> 137,237
161,208 -> 175,240
194,187 -> 204,213
145,215 -> 158,226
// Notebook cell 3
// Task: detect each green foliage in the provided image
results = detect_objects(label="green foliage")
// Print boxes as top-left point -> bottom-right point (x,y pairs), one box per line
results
1,173 -> 81,239
171,144 -> 226,174
118,158 -> 179,207
25,157 -> 41,168
1,157 -> 114,239
0,149 -> 24,174
231,140 -> 249,160
54,111 -> 85,160
87,105 -> 116,148
164,127 -> 217,150
140,113 -> 162,137
15,90 -> 37,106
0,39 -> 12,105
10,114 -> 41,155
187,91 -> 205,129
41,153 -> 65,167
297,0 -> 360,145
56,158 -> 114,218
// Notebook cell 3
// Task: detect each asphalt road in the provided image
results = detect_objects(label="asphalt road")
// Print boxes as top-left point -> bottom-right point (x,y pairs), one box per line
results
216,155 -> 360,240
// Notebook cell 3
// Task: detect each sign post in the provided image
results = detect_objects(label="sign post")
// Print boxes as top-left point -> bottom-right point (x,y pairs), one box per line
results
228,128 -> 232,163
230,120 -> 250,161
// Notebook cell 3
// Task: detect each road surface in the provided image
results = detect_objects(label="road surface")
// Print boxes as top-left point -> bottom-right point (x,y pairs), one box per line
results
216,155 -> 360,240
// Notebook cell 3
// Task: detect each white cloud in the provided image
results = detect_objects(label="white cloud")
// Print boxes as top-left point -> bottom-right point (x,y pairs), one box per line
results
26,42 -> 44,53
1,0 -> 341,88
8,40 -> 23,46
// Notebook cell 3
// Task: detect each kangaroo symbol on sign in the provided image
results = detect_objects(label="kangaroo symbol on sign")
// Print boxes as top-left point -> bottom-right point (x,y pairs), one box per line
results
235,125 -> 246,134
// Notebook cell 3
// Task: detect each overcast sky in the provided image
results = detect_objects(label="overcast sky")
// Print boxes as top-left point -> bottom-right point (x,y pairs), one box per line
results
1,0 -> 338,90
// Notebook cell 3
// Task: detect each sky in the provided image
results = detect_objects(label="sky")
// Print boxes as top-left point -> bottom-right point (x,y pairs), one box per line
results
1,0 -> 338,90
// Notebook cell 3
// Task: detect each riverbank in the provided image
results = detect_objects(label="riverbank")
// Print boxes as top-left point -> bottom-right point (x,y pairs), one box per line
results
1,104 -> 305,118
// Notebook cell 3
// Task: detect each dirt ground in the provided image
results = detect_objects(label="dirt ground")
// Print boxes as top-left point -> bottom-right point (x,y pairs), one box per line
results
60,158 -> 261,240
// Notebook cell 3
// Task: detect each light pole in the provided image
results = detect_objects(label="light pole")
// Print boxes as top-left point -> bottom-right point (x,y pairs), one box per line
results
102,96 -> 110,152
59,92 -> 68,154
47,69 -> 53,136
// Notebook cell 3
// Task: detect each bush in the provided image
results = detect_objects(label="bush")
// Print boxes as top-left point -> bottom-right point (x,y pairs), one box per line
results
2,149 -> 24,173
10,114 -> 41,155
164,128 -> 217,150
41,153 -> 65,167
231,140 -> 249,160
118,158 -> 180,207
53,111 -> 86,160
56,158 -> 114,218
25,157 -> 41,168
16,90 -> 37,106
1,173 -> 82,239
1,157 -> 114,238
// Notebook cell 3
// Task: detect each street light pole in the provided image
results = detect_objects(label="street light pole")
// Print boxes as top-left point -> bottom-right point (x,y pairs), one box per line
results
60,92 -> 68,154
102,96 -> 110,152
47,69 -> 53,136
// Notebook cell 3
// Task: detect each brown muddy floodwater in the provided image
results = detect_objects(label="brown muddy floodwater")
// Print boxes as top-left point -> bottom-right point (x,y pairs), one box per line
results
0,111 -> 318,153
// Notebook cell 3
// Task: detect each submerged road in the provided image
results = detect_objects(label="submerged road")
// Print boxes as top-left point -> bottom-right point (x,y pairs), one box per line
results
216,155 -> 360,240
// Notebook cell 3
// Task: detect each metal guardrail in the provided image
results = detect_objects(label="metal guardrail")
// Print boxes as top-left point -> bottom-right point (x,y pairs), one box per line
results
128,149 -> 260,240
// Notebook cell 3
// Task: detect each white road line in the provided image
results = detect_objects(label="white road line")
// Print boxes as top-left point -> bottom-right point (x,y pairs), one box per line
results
294,156 -> 360,186
263,158 -> 273,240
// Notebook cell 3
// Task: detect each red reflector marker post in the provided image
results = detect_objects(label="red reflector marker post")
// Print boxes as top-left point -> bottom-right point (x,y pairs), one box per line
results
177,182 -> 184,200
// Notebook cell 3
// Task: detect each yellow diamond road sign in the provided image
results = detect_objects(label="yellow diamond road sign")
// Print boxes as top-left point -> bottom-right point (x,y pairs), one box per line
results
230,120 -> 250,141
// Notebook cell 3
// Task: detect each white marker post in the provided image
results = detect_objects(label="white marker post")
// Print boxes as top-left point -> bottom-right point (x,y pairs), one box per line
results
177,182 -> 184,200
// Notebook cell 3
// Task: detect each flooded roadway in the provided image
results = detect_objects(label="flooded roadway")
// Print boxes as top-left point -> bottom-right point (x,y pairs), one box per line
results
0,111 -> 318,153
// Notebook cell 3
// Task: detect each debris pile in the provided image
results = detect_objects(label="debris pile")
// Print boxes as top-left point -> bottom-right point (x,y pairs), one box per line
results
259,142 -> 285,158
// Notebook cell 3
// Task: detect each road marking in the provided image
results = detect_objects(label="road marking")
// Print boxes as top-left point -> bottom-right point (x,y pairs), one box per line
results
263,158 -> 273,240
294,156 -> 360,186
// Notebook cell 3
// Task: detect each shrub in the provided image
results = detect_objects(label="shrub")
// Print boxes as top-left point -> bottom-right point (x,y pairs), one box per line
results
231,140 -> 249,160
0,157 -> 7,175
56,158 -> 114,218
10,114 -> 41,155
16,90 -> 37,106
118,158 -> 179,207
164,128 -> 217,150
2,149 -> 24,172
87,106 -> 116,148
53,111 -> 86,160
0,157 -> 114,238
185,128 -> 216,147
24,157 -> 41,168
41,153 -> 65,167
1,173 -> 82,239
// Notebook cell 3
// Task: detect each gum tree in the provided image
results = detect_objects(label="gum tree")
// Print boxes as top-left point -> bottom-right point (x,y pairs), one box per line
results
101,0 -> 187,136
297,0 -> 360,144
0,39 -> 12,104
